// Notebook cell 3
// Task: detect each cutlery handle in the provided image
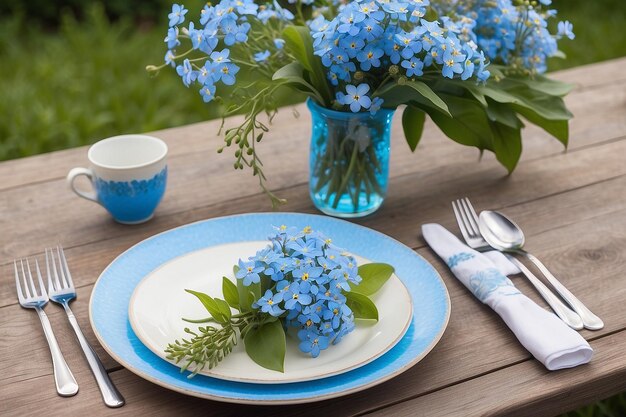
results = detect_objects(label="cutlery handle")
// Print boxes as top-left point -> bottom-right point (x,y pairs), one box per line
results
35,308 -> 79,397
504,255 -> 584,330
518,250 -> 604,330
63,305 -> 125,408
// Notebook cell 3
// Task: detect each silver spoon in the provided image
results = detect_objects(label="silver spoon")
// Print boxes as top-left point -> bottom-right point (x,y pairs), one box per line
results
478,210 -> 604,331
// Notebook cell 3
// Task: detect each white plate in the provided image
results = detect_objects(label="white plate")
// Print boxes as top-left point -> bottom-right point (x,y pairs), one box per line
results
129,240 -> 413,384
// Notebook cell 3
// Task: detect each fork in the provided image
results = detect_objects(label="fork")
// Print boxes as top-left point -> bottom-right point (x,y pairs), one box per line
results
46,247 -> 125,408
14,258 -> 79,396
452,198 -> 584,330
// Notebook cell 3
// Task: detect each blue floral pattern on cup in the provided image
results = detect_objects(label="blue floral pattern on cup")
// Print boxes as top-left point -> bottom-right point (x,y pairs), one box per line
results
469,268 -> 520,302
93,167 -> 167,224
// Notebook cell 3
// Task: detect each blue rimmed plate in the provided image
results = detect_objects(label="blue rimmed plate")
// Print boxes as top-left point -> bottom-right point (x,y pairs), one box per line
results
89,213 -> 450,404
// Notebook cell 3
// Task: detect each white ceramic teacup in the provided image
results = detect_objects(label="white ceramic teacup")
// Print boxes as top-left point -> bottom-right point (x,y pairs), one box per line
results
67,134 -> 168,224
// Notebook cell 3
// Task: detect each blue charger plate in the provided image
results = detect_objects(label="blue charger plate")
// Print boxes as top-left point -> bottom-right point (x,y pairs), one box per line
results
89,213 -> 450,404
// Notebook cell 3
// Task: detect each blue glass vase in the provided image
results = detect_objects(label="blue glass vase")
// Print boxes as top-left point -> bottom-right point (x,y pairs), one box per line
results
307,98 -> 394,218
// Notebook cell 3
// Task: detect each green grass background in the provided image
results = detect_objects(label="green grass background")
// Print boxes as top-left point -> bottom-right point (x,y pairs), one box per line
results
0,2 -> 624,413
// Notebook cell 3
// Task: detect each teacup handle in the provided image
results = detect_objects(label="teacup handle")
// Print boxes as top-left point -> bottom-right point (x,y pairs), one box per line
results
67,167 -> 99,204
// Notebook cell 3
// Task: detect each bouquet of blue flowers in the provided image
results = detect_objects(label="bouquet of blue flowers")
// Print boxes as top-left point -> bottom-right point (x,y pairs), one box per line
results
150,0 -> 575,208
165,225 -> 394,374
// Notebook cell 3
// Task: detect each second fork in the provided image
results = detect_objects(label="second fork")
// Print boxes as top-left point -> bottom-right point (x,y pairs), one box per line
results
46,247 -> 125,408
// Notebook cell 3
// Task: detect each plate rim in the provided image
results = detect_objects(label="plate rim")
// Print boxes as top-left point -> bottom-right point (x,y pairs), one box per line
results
89,212 -> 451,404
127,243 -> 414,384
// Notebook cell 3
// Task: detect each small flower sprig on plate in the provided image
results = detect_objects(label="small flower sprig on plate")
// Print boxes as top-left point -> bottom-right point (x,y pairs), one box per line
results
165,225 -> 395,376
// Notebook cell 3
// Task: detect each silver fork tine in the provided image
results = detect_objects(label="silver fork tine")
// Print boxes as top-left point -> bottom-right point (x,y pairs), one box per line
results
48,248 -> 63,290
25,259 -> 40,297
455,199 -> 475,238
14,260 -> 25,303
462,197 -> 482,235
20,259 -> 33,298
460,198 -> 480,236
46,250 -> 56,292
59,246 -> 75,289
35,259 -> 47,297
54,247 -> 68,289
452,200 -> 471,243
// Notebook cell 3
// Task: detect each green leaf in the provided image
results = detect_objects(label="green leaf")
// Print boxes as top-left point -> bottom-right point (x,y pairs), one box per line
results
376,81 -> 450,116
402,105 -> 425,152
244,320 -> 286,372
405,81 -> 450,115
272,62 -> 323,103
513,104 -> 569,147
282,26 -> 332,106
272,61 -> 305,81
490,121 -> 522,173
423,6 -> 438,21
352,263 -> 395,296
184,290 -> 229,324
464,85 -> 487,107
485,100 -> 524,130
503,73 -> 574,97
282,26 -> 313,72
427,94 -> 493,150
222,277 -> 240,310
214,298 -> 232,321
481,82 -> 572,121
470,85 -> 523,106
345,291 -> 378,321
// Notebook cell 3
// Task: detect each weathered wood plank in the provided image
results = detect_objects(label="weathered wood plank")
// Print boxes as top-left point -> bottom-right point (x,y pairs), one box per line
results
1,130 -> 624,264
1,138 -> 625,308
0,60 -> 624,192
549,56 -> 626,89
364,331 -> 626,417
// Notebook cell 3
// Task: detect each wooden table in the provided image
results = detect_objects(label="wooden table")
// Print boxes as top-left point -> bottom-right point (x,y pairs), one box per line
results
1,58 -> 625,417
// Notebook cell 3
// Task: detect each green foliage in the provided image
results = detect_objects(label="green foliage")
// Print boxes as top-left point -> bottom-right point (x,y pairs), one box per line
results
547,0 -> 626,72
0,0 -> 173,25
184,289 -> 231,324
560,392 -> 626,417
222,277 -> 240,310
345,291 -> 379,321
377,81 -> 450,116
279,26 -> 333,107
272,62 -> 324,103
0,3 -> 216,161
402,105 -> 426,152
344,262 -> 395,321
165,324 -> 237,377
351,263 -> 395,296
397,69 -> 573,173
244,319 -> 286,373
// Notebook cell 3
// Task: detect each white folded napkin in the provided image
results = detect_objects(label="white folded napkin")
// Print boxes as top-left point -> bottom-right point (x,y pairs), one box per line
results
422,223 -> 593,370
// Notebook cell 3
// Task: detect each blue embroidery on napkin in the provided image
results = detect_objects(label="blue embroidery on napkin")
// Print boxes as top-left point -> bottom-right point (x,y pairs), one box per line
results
469,268 -> 519,302
447,252 -> 475,268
